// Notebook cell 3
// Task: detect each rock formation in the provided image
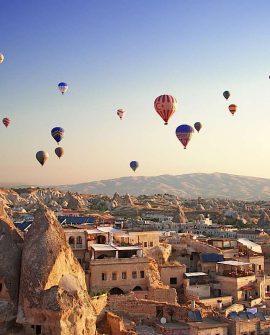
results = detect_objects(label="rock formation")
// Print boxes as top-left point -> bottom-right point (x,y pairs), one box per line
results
0,202 -> 24,332
173,205 -> 187,223
17,204 -> 96,335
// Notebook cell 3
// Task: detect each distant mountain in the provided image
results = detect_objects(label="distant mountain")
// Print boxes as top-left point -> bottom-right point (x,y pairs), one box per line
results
59,173 -> 270,200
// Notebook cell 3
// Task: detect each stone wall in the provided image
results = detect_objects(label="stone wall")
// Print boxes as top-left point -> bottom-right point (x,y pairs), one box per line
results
200,296 -> 232,309
133,288 -> 178,304
106,312 -> 136,335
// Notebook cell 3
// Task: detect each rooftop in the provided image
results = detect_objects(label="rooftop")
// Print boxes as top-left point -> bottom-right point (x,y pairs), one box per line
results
184,272 -> 208,277
217,260 -> 250,266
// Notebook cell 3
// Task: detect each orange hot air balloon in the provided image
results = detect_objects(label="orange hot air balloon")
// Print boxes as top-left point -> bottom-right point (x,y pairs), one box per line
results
154,94 -> 177,125
228,104 -> 237,116
2,117 -> 10,128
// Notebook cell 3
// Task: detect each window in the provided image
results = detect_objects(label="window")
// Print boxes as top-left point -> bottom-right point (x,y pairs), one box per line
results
76,236 -> 82,244
150,242 -> 153,247
144,242 -> 147,247
170,277 -> 177,285
132,271 -> 137,279
112,272 -> 117,280
140,271 -> 145,278
259,265 -> 262,270
122,272 -> 127,279
101,273 -> 107,281
0,283 -> 2,292
68,236 -> 75,245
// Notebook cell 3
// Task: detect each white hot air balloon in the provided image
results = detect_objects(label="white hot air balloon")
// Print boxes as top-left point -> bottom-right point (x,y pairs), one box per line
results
117,109 -> 126,120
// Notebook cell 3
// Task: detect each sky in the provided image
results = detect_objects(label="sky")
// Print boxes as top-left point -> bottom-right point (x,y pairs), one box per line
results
1,0 -> 270,185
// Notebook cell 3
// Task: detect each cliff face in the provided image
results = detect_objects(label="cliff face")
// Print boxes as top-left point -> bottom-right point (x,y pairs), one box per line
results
17,204 -> 96,335
0,203 -> 24,324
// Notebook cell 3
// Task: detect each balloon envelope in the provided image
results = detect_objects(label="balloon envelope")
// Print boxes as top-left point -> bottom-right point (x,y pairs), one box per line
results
58,82 -> 68,94
223,91 -> 230,100
55,147 -> 64,159
0,53 -> 4,64
2,117 -> 10,128
194,122 -> 202,133
175,124 -> 194,149
154,94 -> 177,125
228,104 -> 237,115
130,161 -> 139,172
51,127 -> 64,144
36,151 -> 49,166
117,109 -> 125,120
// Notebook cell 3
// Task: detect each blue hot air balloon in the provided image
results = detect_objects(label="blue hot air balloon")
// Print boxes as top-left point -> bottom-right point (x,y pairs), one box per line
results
51,127 -> 64,144
130,161 -> 139,172
58,82 -> 68,95
175,124 -> 194,149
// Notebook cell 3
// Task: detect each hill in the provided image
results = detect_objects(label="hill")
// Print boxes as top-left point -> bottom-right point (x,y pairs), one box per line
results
59,173 -> 270,200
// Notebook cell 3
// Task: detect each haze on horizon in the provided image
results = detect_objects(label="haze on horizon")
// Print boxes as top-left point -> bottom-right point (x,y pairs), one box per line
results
1,0 -> 270,186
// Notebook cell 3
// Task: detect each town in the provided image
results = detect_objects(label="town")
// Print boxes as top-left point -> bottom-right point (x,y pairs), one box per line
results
1,187 -> 270,334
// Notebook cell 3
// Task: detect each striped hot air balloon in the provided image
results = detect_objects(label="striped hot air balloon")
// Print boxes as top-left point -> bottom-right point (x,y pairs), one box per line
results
228,104 -> 237,116
2,117 -> 10,128
51,127 -> 64,144
176,124 -> 194,149
154,94 -> 177,125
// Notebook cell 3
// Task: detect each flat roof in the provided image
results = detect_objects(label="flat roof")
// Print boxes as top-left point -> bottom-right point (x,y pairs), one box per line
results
114,245 -> 141,251
217,260 -> 250,266
185,272 -> 208,277
90,244 -> 142,252
91,244 -> 116,252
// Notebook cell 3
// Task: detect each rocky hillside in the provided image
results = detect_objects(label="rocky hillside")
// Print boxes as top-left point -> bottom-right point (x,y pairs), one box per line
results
59,173 -> 270,200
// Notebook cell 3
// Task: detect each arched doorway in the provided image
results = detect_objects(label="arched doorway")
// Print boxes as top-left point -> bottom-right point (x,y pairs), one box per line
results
97,235 -> 106,244
133,286 -> 143,291
109,287 -> 124,295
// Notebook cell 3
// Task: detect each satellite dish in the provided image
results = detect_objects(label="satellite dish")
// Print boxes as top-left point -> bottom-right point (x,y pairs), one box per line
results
160,317 -> 167,325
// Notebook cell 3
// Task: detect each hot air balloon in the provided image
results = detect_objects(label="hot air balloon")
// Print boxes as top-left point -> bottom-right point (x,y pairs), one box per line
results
130,161 -> 139,172
2,117 -> 10,128
55,147 -> 64,159
117,109 -> 125,120
36,151 -> 49,166
194,122 -> 202,133
223,91 -> 230,100
228,104 -> 237,116
0,53 -> 4,64
51,127 -> 64,144
58,82 -> 68,95
175,124 -> 194,149
154,94 -> 177,125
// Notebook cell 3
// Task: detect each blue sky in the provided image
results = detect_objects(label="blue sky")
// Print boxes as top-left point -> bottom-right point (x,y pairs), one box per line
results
1,0 -> 270,185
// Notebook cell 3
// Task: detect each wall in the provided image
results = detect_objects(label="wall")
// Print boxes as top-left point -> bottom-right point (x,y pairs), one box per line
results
215,275 -> 256,301
89,257 -> 149,294
114,231 -> 160,249
190,325 -> 228,335
186,285 -> 210,299
106,312 -> 136,335
133,288 -> 178,304
200,296 -> 232,309
160,264 -> 186,288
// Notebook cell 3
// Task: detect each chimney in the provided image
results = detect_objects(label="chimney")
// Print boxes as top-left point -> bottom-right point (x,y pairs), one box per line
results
217,299 -> 223,310
191,300 -> 196,311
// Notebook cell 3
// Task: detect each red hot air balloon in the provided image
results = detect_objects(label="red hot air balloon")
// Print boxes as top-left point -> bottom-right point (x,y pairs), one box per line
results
228,104 -> 237,116
154,94 -> 177,125
2,117 -> 10,128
